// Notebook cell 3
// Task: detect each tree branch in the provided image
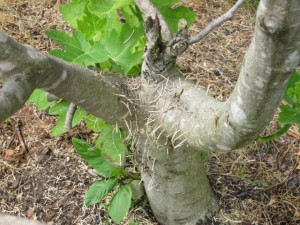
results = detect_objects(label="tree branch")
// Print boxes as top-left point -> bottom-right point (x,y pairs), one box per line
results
0,74 -> 35,122
0,32 -> 38,121
142,0 -> 300,152
0,32 -> 133,125
133,0 -> 172,41
1,0 -> 300,155
189,0 -> 246,45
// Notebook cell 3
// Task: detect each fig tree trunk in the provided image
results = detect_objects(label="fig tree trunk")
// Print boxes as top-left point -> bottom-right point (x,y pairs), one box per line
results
132,0 -> 300,224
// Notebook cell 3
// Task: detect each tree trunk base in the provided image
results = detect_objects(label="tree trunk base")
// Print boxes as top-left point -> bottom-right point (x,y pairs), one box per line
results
137,135 -> 218,225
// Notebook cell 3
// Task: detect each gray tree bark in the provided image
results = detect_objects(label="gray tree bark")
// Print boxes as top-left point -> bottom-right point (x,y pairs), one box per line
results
0,214 -> 44,225
1,0 -> 300,224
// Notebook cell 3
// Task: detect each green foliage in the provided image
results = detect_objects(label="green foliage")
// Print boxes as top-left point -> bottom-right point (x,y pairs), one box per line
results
278,105 -> 300,125
30,0 -> 147,137
77,8 -> 106,42
48,101 -> 87,137
95,126 -> 127,166
72,138 -> 124,178
151,0 -> 196,33
129,180 -> 144,200
101,23 -> 144,73
72,138 -> 141,224
87,0 -> 132,17
258,71 -> 300,142
85,179 -> 118,206
46,30 -> 110,66
27,91 -> 87,137
27,89 -> 53,110
108,184 -> 132,224
49,0 -> 196,73
29,0 -> 197,139
283,71 -> 300,107
52,0 -> 145,75
84,115 -> 127,166
84,114 -> 109,132
59,0 -> 88,28
278,71 -> 300,131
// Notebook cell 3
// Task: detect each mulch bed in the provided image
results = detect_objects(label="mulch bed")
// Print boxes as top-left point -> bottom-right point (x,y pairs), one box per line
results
0,0 -> 299,224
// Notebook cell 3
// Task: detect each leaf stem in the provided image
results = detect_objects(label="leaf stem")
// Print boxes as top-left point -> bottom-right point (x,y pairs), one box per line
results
257,124 -> 292,143
121,170 -> 140,180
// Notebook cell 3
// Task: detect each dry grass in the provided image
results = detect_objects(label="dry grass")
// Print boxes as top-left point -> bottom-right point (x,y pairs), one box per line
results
0,0 -> 299,225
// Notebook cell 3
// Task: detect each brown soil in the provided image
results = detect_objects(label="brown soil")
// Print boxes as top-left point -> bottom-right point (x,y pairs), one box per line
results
1,0 -> 300,225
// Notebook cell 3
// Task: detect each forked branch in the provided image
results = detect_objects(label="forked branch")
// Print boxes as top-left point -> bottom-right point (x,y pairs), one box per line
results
150,0 -> 300,152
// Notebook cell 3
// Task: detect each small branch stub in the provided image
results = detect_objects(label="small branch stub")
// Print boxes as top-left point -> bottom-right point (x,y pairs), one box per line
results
133,0 -> 172,41
142,16 -> 189,81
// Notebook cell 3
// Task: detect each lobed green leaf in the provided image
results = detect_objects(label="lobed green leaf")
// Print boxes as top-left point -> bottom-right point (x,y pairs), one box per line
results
283,70 -> 300,105
121,5 -> 143,28
278,105 -> 300,126
77,8 -> 106,41
71,107 -> 88,127
59,0 -> 89,28
88,0 -> 132,17
27,89 -> 52,110
46,30 -> 91,57
101,23 -> 144,74
72,43 -> 110,66
151,0 -> 196,33
47,30 -> 110,67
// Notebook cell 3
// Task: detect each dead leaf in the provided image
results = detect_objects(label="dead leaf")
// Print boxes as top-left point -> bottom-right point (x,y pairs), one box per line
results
267,197 -> 277,206
8,180 -> 19,189
4,149 -> 23,161
235,36 -> 241,43
26,208 -> 35,219
16,192 -> 23,201
5,149 -> 15,157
